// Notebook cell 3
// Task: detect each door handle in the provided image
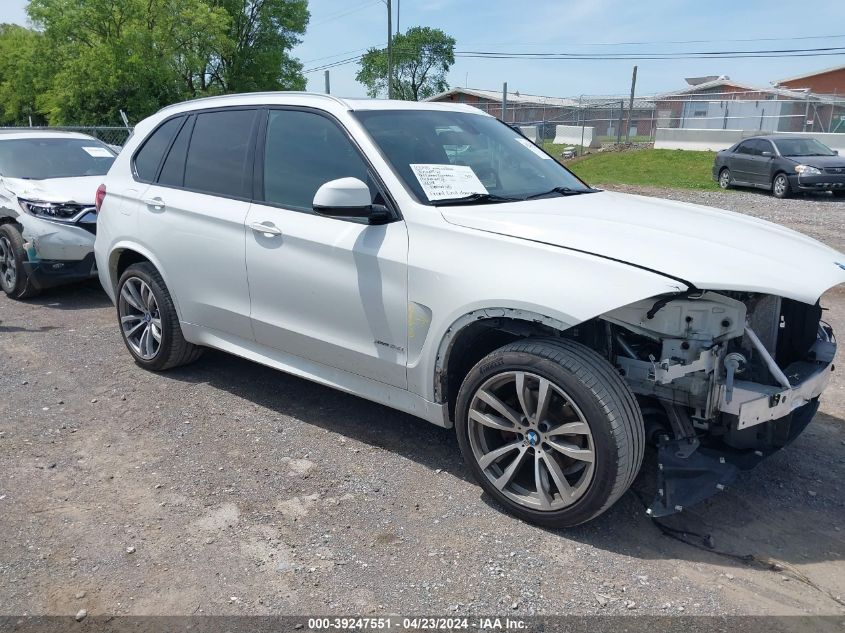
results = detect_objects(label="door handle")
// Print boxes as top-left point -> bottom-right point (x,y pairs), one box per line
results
249,221 -> 283,236
143,197 -> 165,210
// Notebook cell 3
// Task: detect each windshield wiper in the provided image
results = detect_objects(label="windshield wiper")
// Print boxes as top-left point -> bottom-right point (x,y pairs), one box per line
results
523,186 -> 598,200
433,192 -> 520,206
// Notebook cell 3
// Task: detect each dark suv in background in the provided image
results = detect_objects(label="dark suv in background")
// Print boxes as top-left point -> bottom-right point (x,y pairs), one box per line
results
713,135 -> 845,199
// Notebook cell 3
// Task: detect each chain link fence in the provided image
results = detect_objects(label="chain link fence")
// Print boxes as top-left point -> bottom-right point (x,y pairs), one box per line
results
0,125 -> 133,148
447,89 -> 845,153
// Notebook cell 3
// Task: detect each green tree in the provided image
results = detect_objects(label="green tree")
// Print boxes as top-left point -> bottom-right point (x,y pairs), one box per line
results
209,0 -> 310,92
0,24 -> 50,125
23,0 -> 309,125
28,0 -> 233,124
356,26 -> 455,100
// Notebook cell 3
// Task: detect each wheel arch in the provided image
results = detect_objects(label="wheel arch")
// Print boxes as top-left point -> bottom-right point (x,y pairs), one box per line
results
434,308 -> 577,421
107,242 -> 184,321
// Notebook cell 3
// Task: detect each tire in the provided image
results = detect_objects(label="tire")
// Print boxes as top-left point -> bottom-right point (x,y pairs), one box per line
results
455,337 -> 644,528
0,224 -> 40,299
718,167 -> 732,190
772,172 -> 790,199
116,262 -> 203,371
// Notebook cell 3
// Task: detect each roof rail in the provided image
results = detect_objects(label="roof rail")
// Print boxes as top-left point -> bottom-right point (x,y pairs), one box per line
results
156,91 -> 349,115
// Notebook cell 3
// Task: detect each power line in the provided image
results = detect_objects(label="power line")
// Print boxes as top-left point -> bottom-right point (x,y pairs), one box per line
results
461,33 -> 845,48
308,0 -> 381,27
455,45 -> 845,59
303,43 -> 845,74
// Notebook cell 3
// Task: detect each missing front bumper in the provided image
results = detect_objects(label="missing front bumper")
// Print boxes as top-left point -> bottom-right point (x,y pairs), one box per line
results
647,399 -> 820,517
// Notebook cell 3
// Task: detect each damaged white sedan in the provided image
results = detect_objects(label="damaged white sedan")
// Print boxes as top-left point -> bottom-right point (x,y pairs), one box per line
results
94,94 -> 844,527
0,130 -> 115,298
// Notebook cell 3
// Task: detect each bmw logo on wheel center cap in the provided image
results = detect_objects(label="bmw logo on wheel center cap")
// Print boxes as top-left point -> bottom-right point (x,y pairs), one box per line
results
526,430 -> 540,446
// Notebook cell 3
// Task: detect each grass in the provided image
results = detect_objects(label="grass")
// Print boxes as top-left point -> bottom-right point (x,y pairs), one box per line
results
563,148 -> 718,190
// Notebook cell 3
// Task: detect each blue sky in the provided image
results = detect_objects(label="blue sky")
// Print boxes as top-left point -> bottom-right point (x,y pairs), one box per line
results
4,0 -> 845,98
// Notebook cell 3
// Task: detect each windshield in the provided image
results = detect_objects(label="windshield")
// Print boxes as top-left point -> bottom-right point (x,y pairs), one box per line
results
354,110 -> 593,205
0,137 -> 116,179
773,138 -> 836,157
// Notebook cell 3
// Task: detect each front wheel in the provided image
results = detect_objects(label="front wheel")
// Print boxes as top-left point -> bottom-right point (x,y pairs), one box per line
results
455,338 -> 644,528
772,173 -> 791,199
0,224 -> 40,299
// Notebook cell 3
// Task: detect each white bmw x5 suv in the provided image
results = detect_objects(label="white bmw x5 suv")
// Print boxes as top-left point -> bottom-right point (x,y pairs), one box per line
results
94,93 -> 844,527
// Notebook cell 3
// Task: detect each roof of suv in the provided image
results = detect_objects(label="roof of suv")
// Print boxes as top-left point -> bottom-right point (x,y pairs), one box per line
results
157,91 -> 486,116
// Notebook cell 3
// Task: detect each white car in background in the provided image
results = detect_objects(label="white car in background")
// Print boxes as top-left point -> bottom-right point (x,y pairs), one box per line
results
0,130 -> 116,298
94,93 -> 844,527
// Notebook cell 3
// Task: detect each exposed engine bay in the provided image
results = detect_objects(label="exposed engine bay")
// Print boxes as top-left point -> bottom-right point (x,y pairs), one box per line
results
597,290 -> 837,516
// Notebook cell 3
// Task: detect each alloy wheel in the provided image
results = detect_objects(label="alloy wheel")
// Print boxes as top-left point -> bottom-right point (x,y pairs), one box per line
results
719,170 -> 730,189
0,235 -> 16,289
774,175 -> 787,197
467,371 -> 595,511
119,277 -> 162,360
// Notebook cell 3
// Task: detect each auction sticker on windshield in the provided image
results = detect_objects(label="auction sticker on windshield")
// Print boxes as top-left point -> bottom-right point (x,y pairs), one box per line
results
82,146 -> 114,158
410,164 -> 488,201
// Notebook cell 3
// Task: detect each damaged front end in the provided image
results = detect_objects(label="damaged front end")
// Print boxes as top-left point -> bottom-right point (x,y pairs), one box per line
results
601,291 -> 836,516
14,202 -> 98,290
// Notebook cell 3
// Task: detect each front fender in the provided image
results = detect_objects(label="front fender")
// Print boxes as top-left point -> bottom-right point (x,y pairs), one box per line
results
404,220 -> 689,401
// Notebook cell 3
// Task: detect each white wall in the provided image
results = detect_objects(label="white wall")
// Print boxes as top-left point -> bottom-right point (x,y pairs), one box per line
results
654,128 -> 845,153
553,125 -> 601,148
518,125 -> 539,144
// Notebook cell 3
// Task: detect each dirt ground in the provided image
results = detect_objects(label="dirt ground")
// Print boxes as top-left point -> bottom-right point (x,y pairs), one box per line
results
1,187 -> 844,619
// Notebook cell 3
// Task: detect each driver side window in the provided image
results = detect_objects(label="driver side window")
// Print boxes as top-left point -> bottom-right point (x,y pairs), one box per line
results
263,110 -> 377,212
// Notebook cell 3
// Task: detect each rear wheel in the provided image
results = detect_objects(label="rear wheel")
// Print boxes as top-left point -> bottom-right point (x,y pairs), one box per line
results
116,262 -> 202,370
772,172 -> 790,199
718,167 -> 732,189
0,224 -> 40,299
455,338 -> 644,527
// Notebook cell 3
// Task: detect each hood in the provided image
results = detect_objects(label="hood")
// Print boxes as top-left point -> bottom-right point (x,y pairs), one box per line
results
441,191 -> 845,305
781,154 -> 845,169
1,176 -> 103,206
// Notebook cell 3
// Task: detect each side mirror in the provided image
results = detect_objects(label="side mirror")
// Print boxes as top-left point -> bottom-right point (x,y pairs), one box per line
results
834,150 -> 839,155
761,151 -> 773,158
313,177 -> 391,224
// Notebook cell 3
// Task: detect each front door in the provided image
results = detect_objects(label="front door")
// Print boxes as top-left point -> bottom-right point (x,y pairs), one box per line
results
730,140 -> 758,183
245,108 -> 409,388
747,139 -> 776,186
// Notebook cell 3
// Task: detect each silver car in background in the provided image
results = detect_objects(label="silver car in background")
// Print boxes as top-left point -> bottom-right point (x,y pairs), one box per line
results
0,130 -> 116,298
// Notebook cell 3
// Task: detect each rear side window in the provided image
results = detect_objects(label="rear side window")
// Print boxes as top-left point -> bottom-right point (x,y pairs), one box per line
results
184,109 -> 257,198
134,116 -> 183,181
158,116 -> 194,187
263,109 -> 372,211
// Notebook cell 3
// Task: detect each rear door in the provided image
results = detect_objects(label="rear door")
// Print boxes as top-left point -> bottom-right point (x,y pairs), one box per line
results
134,108 -> 259,340
244,108 -> 409,388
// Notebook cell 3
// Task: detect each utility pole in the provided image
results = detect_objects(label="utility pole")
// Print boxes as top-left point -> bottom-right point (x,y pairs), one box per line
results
625,65 -> 638,143
502,82 -> 508,123
324,70 -> 331,94
386,0 -> 393,99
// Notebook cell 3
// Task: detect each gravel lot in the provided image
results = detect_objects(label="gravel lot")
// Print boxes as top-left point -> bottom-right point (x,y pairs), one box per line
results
1,187 -> 843,619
